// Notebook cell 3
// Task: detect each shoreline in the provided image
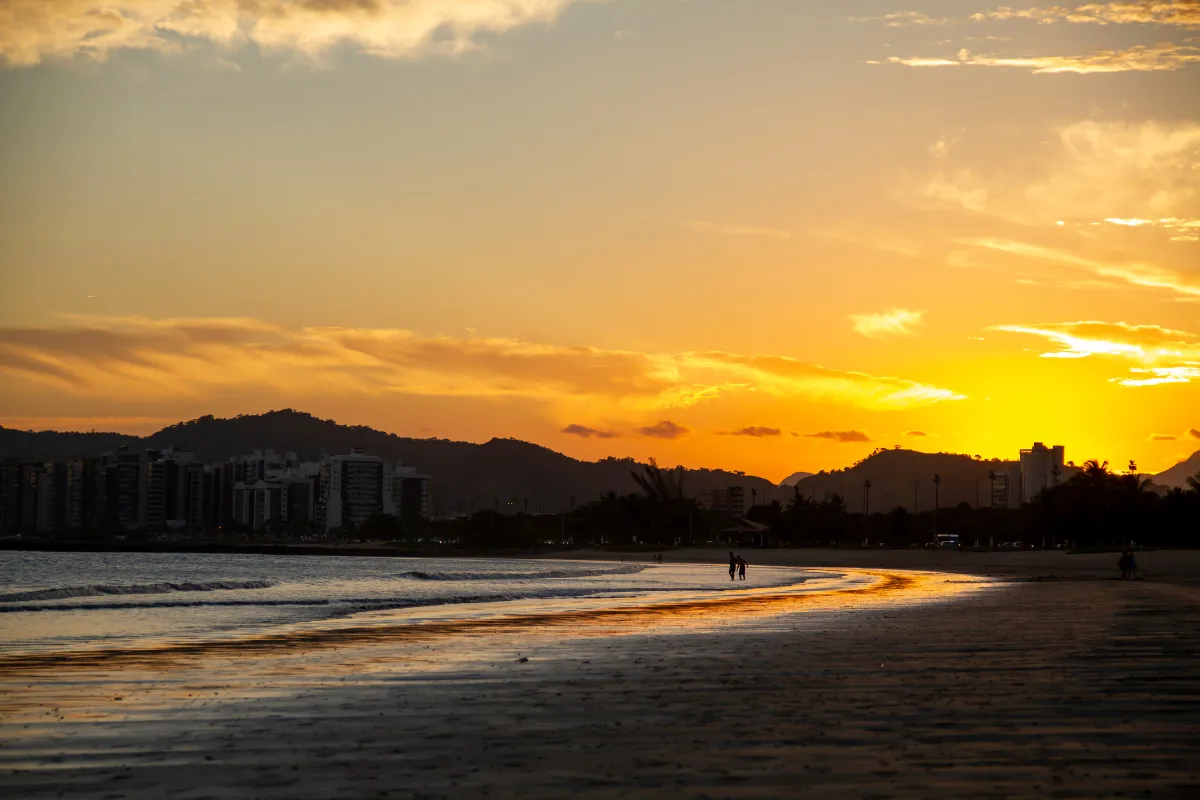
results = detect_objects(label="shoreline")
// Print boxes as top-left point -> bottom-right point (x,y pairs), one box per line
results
2,553 -> 1198,798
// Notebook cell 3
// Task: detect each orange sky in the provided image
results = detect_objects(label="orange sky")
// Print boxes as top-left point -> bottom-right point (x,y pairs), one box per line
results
0,1 -> 1198,481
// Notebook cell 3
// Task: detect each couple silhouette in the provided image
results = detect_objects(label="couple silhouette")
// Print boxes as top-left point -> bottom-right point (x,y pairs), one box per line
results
728,552 -> 747,581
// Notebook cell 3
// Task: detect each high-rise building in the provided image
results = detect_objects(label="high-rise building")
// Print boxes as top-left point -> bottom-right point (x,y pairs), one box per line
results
393,466 -> 432,522
102,447 -> 148,530
34,462 -> 67,534
232,460 -> 321,533
322,452 -> 394,532
698,486 -> 746,516
1020,443 -> 1066,503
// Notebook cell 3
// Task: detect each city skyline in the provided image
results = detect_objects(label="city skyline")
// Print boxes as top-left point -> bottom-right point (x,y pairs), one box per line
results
2,1 -> 1198,480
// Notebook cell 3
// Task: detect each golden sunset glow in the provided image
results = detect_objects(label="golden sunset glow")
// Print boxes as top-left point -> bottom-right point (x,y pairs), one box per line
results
1,0 -> 1198,479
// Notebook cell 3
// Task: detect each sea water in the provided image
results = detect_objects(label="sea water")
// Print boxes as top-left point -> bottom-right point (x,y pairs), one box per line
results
0,551 -> 856,656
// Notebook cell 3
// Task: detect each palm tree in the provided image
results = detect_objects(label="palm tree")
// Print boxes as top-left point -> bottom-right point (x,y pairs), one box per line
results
1082,459 -> 1110,479
1187,471 -> 1200,492
630,458 -> 685,503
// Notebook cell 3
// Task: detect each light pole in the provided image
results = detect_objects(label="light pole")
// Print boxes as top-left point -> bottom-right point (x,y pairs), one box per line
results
933,473 -> 941,542
863,479 -> 872,548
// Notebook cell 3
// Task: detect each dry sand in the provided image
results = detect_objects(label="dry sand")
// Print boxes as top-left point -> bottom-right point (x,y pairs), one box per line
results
2,550 -> 1199,799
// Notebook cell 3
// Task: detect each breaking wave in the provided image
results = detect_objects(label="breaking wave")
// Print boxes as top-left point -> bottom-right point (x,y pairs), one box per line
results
0,580 -> 276,604
395,564 -> 647,582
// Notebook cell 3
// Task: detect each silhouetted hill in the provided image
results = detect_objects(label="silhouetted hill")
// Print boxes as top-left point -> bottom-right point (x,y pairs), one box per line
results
791,448 -> 1022,513
1155,449 -> 1200,489
778,471 -> 814,487
0,410 -> 783,514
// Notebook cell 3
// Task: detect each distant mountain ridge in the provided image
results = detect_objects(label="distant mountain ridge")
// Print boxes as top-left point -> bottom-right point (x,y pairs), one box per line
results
0,410 -> 784,514
1154,450 -> 1200,489
788,449 -> 1023,514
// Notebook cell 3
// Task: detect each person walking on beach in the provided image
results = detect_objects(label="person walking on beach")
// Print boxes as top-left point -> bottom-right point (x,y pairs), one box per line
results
738,556 -> 747,581
1119,549 -> 1138,580
729,552 -> 737,581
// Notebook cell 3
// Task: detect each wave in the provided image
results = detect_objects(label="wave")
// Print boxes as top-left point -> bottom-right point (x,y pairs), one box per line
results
0,587 -> 620,615
0,580 -> 276,604
394,564 -> 648,582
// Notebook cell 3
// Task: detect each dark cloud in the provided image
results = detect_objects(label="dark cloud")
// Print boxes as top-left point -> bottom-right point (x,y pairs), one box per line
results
1190,429 -> 1200,440
905,430 -> 929,437
638,420 -> 690,440
720,426 -> 782,437
561,424 -> 621,440
1149,433 -> 1178,441
805,430 -> 871,443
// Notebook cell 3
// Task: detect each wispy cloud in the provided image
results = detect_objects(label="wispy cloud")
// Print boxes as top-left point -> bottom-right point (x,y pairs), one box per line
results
1149,433 -> 1178,440
0,0 -> 595,68
1191,428 -> 1200,439
562,424 -> 621,439
992,320 -> 1200,386
0,317 -> 966,418
719,426 -> 783,437
972,2 -> 1200,27
851,309 -> 926,339
906,430 -> 930,437
678,220 -> 793,240
873,43 -> 1200,73
638,420 -> 690,440
805,430 -> 872,443
962,238 -> 1200,299
850,11 -> 951,26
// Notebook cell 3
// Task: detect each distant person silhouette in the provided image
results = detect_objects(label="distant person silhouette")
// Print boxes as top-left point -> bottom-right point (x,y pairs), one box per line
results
729,552 -> 737,581
1119,549 -> 1138,580
738,556 -> 747,581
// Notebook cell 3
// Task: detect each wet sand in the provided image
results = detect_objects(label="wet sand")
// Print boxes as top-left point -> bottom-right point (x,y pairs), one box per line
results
2,553 -> 1199,798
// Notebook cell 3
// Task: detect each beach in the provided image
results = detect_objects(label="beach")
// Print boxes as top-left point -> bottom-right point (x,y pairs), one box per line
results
1,550 -> 1198,798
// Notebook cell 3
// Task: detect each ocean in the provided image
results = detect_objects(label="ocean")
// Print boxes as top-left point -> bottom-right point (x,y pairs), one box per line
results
0,551 -> 864,657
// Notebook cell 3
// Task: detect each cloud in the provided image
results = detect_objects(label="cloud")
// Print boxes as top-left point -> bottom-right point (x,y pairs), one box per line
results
914,120 -> 1200,243
805,430 -> 872,443
638,420 -> 690,440
1191,428 -> 1200,439
1149,433 -> 1178,440
0,317 -> 965,415
850,11 -> 951,26
873,43 -> 1200,73
963,238 -> 1200,299
972,3 -> 1200,27
991,320 -> 1200,386
719,426 -> 783,437
678,220 -> 793,240
851,309 -> 926,339
906,430 -> 929,437
0,0 -> 593,68
561,424 -> 621,439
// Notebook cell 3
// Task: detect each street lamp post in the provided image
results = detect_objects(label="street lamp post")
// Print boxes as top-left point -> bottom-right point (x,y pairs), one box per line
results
933,473 -> 942,543
863,479 -> 872,548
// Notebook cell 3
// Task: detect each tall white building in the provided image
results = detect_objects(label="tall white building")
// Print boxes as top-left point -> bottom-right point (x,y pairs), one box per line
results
1020,442 -> 1065,502
322,452 -> 394,532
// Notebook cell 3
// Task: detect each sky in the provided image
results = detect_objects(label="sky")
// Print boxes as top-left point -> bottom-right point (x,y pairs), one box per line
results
0,0 -> 1198,481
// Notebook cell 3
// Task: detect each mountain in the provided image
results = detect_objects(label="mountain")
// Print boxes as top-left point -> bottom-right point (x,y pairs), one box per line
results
790,448 -> 1022,514
1154,449 -> 1200,489
0,410 -> 784,514
778,471 -> 814,487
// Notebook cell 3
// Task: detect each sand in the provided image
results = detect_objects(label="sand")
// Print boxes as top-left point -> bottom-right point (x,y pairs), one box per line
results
2,550 -> 1199,799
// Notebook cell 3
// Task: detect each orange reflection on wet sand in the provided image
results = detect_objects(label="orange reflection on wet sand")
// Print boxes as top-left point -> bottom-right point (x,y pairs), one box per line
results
0,569 -> 991,734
